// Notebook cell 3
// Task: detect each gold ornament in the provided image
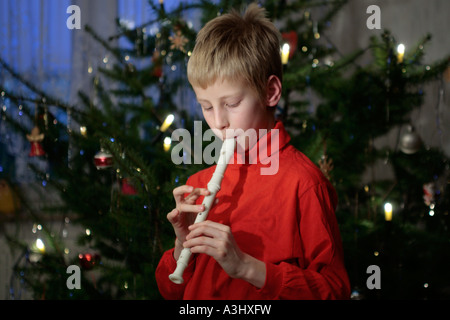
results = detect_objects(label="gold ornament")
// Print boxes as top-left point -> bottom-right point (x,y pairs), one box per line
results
443,66 -> 450,83
0,179 -> 20,215
169,30 -> 188,53
318,154 -> 334,180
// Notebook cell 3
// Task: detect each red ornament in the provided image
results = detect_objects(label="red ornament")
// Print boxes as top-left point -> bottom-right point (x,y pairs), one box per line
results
78,252 -> 101,270
423,182 -> 435,207
94,149 -> 113,169
152,50 -> 163,78
121,178 -> 138,195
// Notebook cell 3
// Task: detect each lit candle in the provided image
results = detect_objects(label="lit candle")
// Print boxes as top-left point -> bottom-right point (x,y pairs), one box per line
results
35,238 -> 46,253
281,43 -> 290,65
397,44 -> 405,63
384,202 -> 392,221
163,137 -> 172,152
80,126 -> 87,137
160,114 -> 174,132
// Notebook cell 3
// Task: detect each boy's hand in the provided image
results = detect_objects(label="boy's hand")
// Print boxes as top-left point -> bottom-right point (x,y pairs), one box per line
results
183,220 -> 266,288
168,185 -> 210,246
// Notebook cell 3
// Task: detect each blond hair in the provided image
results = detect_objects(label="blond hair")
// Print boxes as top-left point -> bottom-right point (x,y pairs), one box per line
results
187,3 -> 282,106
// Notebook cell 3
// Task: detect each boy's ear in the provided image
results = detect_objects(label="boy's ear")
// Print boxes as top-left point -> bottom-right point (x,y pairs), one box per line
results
266,75 -> 282,107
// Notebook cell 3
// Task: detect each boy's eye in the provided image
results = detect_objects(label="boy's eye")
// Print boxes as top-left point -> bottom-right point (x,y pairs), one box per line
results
201,105 -> 213,111
225,101 -> 241,108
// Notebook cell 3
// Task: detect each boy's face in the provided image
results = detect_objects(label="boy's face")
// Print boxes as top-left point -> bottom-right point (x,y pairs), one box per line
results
193,78 -> 275,151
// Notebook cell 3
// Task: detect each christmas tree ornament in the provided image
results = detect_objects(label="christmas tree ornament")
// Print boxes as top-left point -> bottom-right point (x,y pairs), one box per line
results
423,182 -> 435,207
26,101 -> 48,157
169,29 -> 188,53
443,66 -> 450,83
94,149 -> 113,169
121,178 -> 138,195
26,126 -> 46,157
399,125 -> 422,154
124,62 -> 137,76
151,49 -> 163,78
318,154 -> 334,180
0,179 -> 20,214
78,252 -> 101,270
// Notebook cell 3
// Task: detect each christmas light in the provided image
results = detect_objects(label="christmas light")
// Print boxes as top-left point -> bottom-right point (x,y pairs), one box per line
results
164,137 -> 172,152
160,114 -> 174,132
281,43 -> 290,65
397,43 -> 405,63
79,126 -> 87,136
384,202 -> 393,221
35,238 -> 45,253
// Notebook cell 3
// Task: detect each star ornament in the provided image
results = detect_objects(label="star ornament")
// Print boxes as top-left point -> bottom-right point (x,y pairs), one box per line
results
318,154 -> 334,180
169,30 -> 188,53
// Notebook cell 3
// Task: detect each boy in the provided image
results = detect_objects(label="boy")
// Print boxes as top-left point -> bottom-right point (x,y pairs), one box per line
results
155,3 -> 350,299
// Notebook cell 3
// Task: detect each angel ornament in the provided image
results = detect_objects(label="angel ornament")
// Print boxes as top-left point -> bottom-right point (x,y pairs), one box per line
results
26,126 -> 45,157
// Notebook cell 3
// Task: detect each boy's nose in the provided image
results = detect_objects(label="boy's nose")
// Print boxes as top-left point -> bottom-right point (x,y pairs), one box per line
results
214,108 -> 229,131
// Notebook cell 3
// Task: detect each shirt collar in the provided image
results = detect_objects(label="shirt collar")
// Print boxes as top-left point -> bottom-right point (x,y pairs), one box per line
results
232,121 -> 290,166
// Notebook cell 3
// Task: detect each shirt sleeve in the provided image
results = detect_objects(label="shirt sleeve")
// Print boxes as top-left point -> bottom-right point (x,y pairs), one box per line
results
155,247 -> 196,300
154,174 -> 204,300
256,181 -> 350,300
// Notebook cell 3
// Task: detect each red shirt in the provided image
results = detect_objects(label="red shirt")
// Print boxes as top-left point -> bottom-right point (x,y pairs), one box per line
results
156,121 -> 350,299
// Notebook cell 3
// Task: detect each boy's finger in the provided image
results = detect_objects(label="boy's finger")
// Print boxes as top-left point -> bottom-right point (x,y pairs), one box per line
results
173,185 -> 194,201
177,203 -> 205,214
184,188 -> 210,201
166,208 -> 179,223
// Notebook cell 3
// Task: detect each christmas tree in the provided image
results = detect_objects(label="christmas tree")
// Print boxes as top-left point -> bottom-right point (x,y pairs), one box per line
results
1,0 -> 449,300
294,30 -> 450,299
